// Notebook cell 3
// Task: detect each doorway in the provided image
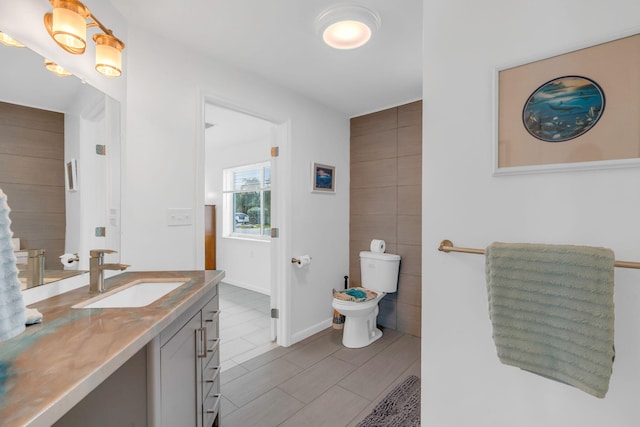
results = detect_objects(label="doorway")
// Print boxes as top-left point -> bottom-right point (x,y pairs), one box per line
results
197,96 -> 290,360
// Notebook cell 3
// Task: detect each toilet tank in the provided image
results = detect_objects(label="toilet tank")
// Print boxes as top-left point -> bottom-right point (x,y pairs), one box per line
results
359,251 -> 401,293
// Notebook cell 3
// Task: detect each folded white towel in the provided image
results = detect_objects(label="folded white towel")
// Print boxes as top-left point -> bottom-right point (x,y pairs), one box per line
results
25,307 -> 43,325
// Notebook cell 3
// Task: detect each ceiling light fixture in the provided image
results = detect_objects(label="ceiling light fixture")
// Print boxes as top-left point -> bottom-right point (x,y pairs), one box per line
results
0,31 -> 25,47
316,4 -> 381,50
44,59 -> 72,77
43,0 -> 125,77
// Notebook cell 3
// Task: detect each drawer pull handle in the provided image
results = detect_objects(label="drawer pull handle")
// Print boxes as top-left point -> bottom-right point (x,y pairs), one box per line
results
205,310 -> 220,323
197,327 -> 207,358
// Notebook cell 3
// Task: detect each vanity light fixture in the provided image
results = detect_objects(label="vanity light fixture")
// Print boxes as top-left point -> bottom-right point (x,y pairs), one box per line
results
316,4 -> 381,50
44,59 -> 72,77
0,31 -> 25,47
93,34 -> 124,77
43,0 -> 125,77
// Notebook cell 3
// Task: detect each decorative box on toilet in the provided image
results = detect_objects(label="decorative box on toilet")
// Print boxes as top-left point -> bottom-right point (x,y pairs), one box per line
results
332,250 -> 400,348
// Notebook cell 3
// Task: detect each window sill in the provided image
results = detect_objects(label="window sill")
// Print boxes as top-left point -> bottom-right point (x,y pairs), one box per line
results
222,235 -> 271,243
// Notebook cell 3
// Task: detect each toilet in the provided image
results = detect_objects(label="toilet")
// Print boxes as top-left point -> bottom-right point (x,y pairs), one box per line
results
332,251 -> 401,348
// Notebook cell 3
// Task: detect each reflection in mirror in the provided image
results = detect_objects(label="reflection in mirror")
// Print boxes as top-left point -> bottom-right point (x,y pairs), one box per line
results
0,40 -> 121,290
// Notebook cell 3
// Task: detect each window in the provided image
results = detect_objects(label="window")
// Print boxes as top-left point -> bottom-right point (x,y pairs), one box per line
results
223,162 -> 271,239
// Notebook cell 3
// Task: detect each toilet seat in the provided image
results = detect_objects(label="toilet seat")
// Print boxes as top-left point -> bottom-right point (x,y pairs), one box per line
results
332,292 -> 385,310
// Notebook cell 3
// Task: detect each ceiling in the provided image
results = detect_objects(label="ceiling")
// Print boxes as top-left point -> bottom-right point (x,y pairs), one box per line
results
109,0 -> 423,118
204,103 -> 273,148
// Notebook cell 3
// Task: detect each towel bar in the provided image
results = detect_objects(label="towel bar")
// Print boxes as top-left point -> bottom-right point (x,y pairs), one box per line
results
438,239 -> 640,270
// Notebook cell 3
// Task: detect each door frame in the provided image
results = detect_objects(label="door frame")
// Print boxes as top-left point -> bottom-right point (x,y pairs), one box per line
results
195,92 -> 292,346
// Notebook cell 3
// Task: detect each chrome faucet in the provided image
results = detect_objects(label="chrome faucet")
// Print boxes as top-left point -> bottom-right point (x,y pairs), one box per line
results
89,249 -> 129,294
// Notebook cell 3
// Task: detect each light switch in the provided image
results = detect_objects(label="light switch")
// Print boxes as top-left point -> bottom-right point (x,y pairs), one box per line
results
109,208 -> 119,226
167,208 -> 193,226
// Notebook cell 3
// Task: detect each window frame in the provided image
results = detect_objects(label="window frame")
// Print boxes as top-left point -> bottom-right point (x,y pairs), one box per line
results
222,161 -> 271,241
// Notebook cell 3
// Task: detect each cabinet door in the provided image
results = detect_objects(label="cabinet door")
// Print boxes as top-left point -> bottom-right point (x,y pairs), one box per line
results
160,310 -> 201,427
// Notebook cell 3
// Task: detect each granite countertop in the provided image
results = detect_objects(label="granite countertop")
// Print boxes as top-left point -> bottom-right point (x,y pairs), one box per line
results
0,270 -> 224,427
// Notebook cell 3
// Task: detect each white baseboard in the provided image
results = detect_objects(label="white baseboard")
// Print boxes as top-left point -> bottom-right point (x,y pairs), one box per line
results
221,279 -> 270,296
290,317 -> 333,345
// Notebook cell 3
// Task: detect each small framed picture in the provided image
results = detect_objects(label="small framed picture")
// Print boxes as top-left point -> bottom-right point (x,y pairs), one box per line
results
65,159 -> 78,191
311,162 -> 335,193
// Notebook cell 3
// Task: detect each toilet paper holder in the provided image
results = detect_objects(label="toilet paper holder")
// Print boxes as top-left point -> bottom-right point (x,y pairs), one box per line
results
291,256 -> 312,265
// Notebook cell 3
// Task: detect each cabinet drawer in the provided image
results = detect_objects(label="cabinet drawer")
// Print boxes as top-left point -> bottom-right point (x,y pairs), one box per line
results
202,298 -> 219,337
202,363 -> 220,398
203,392 -> 221,427
201,336 -> 219,369
204,342 -> 219,370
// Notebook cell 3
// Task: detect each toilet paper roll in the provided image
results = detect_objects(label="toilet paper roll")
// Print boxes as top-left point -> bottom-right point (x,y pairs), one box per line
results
296,255 -> 311,268
370,239 -> 386,253
59,253 -> 79,270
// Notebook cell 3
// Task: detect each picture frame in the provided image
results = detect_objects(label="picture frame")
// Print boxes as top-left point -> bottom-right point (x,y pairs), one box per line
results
65,159 -> 78,191
311,162 -> 335,193
494,30 -> 640,175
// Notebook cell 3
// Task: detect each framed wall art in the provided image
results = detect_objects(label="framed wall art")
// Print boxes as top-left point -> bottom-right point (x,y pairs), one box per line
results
494,31 -> 640,175
311,162 -> 335,193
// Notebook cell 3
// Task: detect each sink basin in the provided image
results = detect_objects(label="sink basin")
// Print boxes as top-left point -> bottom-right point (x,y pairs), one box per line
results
74,279 -> 187,309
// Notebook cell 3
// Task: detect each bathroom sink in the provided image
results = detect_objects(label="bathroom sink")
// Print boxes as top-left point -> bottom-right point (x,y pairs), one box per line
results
73,279 -> 188,309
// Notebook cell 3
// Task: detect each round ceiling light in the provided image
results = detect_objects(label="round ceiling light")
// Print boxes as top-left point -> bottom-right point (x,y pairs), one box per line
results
316,5 -> 381,50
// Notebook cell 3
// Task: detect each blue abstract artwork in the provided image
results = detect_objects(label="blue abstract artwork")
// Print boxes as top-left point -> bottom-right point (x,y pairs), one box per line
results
522,76 -> 605,142
315,166 -> 334,189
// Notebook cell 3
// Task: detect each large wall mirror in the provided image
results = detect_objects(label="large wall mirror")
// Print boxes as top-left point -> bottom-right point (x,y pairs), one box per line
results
0,42 -> 121,290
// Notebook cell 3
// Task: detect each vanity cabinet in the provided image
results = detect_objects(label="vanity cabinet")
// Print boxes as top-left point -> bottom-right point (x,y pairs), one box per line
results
149,288 -> 221,427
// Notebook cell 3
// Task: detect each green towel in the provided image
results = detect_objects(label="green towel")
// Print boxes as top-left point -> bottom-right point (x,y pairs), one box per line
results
485,242 -> 615,398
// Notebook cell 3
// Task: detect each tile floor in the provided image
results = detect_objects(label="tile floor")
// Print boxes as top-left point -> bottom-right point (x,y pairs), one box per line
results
219,282 -> 278,371
220,322 -> 421,426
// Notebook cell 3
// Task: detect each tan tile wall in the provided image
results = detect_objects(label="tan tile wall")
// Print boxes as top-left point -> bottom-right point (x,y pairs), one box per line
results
349,101 -> 422,337
0,101 -> 65,270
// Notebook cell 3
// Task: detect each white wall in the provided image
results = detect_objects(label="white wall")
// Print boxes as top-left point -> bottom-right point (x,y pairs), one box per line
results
423,1 -> 640,425
217,237 -> 271,295
206,134 -> 272,295
123,27 -> 349,342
